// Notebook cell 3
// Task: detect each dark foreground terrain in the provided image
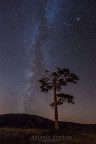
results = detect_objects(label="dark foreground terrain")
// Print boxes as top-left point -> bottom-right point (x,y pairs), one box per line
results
0,113 -> 95,144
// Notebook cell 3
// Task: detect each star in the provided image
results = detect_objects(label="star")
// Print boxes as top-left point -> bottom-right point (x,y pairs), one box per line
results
76,17 -> 80,21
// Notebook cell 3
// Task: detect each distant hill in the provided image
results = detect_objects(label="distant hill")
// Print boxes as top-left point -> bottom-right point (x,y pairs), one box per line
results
0,114 -> 54,129
0,113 -> 95,133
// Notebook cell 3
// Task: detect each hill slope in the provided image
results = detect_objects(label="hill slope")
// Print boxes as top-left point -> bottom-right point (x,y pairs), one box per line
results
0,113 -> 54,128
0,113 -> 95,131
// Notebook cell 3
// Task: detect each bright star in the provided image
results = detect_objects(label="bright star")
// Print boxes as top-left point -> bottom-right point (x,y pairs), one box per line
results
77,17 -> 80,21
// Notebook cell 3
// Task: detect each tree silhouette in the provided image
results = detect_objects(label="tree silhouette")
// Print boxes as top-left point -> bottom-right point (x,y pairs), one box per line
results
39,68 -> 79,129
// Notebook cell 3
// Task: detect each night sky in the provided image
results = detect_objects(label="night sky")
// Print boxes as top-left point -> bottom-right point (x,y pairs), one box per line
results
0,0 -> 96,124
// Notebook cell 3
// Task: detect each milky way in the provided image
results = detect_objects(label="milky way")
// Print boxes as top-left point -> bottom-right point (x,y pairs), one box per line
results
0,0 -> 96,123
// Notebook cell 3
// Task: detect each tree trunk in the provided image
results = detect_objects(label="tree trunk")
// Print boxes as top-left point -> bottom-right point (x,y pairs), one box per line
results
54,80 -> 59,129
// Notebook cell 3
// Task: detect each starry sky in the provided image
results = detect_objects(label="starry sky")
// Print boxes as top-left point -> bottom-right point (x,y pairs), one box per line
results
0,0 -> 96,124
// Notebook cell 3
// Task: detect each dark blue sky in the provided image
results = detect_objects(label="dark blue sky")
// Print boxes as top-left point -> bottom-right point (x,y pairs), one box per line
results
0,0 -> 96,124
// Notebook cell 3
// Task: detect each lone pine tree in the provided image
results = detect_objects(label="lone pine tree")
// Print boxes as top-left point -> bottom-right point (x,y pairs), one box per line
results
39,68 -> 79,129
